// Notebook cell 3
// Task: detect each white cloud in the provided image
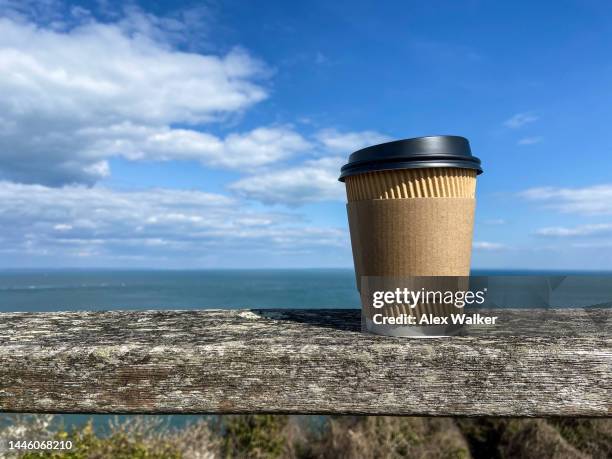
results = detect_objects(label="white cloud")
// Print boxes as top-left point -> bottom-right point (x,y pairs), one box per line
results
473,241 -> 507,250
315,129 -> 390,153
81,123 -> 311,169
0,181 -> 347,264
229,156 -> 346,205
503,112 -> 538,129
228,129 -> 388,206
536,223 -> 612,237
0,10 -> 271,185
0,8 -> 388,196
217,127 -> 311,168
521,184 -> 612,215
517,136 -> 543,145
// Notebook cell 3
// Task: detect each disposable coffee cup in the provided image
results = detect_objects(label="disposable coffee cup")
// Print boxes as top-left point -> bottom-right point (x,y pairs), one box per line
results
339,135 -> 483,337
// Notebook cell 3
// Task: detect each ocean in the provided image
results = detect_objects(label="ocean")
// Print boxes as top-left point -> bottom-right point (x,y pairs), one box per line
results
0,269 -> 360,312
1,268 -> 609,312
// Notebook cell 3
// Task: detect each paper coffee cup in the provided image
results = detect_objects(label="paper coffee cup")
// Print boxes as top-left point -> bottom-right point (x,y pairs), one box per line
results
339,136 -> 483,337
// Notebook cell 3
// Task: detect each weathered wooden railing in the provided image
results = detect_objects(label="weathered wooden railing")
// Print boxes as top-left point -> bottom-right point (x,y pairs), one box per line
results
0,309 -> 610,416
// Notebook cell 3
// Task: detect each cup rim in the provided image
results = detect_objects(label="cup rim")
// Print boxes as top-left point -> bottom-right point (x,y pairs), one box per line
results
338,135 -> 483,182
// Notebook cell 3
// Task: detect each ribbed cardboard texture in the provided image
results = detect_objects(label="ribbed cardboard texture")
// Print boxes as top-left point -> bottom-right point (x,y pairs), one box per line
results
347,198 -> 475,286
347,197 -> 475,335
345,168 -> 476,201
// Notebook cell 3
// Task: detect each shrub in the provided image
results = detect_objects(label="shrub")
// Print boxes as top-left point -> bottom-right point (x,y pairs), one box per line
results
221,415 -> 289,459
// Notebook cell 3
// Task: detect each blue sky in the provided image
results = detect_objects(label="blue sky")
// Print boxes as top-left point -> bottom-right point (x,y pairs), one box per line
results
1,0 -> 612,269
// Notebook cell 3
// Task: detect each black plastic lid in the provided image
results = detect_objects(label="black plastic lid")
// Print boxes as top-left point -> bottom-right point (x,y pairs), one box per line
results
338,135 -> 483,181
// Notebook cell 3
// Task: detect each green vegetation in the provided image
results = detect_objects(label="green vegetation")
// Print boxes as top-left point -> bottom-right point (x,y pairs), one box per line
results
0,416 -> 218,459
550,418 -> 612,458
20,421 -> 182,459
222,415 -> 289,459
1,415 -> 610,458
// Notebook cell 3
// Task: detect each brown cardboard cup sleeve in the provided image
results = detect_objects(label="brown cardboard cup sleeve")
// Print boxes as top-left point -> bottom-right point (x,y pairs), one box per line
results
348,198 -> 475,336
347,198 -> 476,292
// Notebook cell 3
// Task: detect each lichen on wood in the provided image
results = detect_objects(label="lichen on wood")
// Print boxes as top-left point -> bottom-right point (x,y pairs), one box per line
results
0,309 -> 609,416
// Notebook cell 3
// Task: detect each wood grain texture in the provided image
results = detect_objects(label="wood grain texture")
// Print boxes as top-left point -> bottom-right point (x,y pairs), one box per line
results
0,309 -> 610,416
